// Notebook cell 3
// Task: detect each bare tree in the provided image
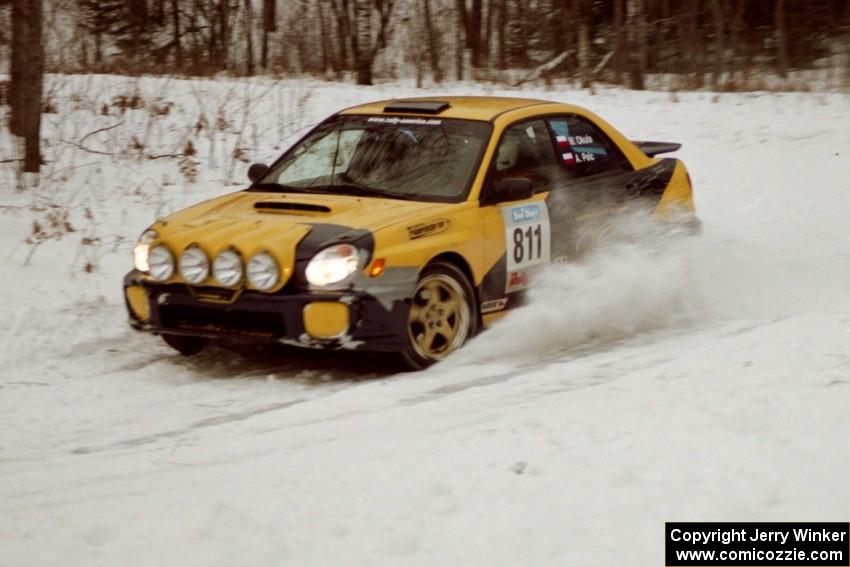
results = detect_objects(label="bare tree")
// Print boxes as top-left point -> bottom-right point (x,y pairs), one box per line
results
219,0 -> 230,70
626,0 -> 645,89
455,0 -> 484,68
422,0 -> 443,82
330,0 -> 352,74
262,0 -> 275,70
775,0 -> 788,79
9,0 -> 44,182
14,0 -> 850,90
711,0 -> 726,89
171,0 -> 182,68
351,0 -> 395,85
243,0 -> 254,75
496,0 -> 507,69
353,0 -> 372,84
573,0 -> 591,88
454,0 -> 464,79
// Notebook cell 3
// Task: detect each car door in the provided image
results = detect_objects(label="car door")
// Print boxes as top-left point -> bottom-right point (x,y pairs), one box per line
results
543,115 -> 639,257
478,119 -> 564,313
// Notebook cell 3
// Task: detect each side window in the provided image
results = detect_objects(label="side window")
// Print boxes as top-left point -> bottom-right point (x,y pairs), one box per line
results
490,120 -> 561,193
547,116 -> 627,178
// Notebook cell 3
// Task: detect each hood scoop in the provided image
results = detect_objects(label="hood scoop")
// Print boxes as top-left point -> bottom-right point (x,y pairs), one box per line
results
254,201 -> 332,215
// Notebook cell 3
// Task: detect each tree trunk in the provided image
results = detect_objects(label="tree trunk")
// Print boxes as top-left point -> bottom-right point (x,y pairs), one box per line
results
775,0 -> 788,79
220,0 -> 230,70
626,0 -> 645,89
613,0 -> 624,84
244,0 -> 254,75
690,0 -> 704,87
469,0 -> 483,68
455,5 -> 464,81
330,0 -> 351,72
422,0 -> 442,82
171,0 -> 182,69
10,0 -> 44,178
484,0 -> 494,69
711,0 -> 725,89
317,0 -> 330,74
262,0 -> 276,70
156,0 -> 166,25
678,0 -> 701,88
353,0 -> 372,85
454,0 -> 466,79
374,0 -> 393,52
505,0 -> 528,69
729,0 -> 744,85
573,0 -> 591,88
517,0 -> 529,68
127,0 -> 150,56
94,25 -> 103,67
191,0 -> 201,69
497,0 -> 507,69
655,0 -> 670,74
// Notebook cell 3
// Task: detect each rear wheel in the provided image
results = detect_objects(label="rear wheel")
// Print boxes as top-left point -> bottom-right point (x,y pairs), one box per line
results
400,261 -> 477,370
161,334 -> 208,356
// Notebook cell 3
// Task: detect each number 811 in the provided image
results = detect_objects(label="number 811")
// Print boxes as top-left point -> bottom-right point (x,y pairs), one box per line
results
513,224 -> 542,263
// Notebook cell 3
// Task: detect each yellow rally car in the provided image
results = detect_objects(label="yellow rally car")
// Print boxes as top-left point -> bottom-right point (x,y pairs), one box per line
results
125,97 -> 697,368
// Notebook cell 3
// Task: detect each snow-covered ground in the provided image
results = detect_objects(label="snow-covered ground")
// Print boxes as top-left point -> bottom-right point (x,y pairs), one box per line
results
2,75 -> 849,566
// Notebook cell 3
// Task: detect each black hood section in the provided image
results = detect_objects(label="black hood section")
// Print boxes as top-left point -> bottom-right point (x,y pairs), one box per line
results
288,223 -> 375,290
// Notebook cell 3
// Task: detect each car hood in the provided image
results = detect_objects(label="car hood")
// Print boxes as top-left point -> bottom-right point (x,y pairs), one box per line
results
151,191 -> 453,288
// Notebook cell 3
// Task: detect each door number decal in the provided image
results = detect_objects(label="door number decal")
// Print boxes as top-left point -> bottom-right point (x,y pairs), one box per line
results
500,201 -> 551,292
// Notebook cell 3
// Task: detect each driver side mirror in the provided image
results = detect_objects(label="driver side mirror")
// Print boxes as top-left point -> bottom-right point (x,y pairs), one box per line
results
248,163 -> 269,183
488,177 -> 534,204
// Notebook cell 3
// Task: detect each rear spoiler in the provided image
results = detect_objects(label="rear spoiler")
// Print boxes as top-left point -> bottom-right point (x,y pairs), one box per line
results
633,141 -> 682,157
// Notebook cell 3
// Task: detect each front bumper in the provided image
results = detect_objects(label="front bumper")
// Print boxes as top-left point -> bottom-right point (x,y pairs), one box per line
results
123,272 -> 410,352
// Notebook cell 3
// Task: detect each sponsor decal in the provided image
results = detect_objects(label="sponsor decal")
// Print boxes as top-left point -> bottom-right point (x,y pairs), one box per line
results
367,116 -> 442,126
481,298 -> 508,314
407,218 -> 449,240
507,270 -> 529,292
510,204 -> 542,223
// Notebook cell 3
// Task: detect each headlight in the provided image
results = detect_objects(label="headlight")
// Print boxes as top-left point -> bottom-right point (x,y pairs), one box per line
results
148,245 -> 175,281
179,246 -> 210,284
305,244 -> 360,287
247,252 -> 279,291
213,249 -> 243,287
133,229 -> 157,272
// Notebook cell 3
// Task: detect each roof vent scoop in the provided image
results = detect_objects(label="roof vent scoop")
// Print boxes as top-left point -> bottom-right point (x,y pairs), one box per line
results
254,202 -> 331,214
383,101 -> 450,115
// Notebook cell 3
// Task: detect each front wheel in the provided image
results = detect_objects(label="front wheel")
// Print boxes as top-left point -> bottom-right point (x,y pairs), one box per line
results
399,261 -> 478,370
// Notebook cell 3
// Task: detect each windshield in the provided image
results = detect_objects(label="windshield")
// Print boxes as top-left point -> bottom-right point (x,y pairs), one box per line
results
255,115 -> 492,202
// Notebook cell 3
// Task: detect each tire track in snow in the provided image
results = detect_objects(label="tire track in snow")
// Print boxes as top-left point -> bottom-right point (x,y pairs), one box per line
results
70,398 -> 309,455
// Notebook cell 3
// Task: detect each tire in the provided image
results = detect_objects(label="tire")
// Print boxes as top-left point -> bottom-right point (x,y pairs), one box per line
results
161,333 -> 208,356
399,261 -> 478,370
